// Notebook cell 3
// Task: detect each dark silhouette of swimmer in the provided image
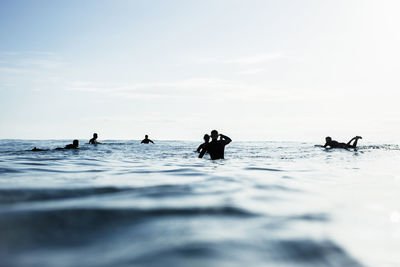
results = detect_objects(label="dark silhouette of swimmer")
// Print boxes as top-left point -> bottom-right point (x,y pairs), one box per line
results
89,133 -> 101,144
56,140 -> 79,150
31,147 -> 49,152
196,134 -> 210,153
321,136 -> 362,149
199,130 -> 231,160
141,135 -> 154,144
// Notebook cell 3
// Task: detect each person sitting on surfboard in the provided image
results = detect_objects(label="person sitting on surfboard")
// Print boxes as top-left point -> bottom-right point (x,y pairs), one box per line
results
321,136 -> 362,149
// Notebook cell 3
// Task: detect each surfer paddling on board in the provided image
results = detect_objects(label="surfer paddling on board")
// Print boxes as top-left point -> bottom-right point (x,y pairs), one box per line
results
55,140 -> 80,150
199,130 -> 231,160
318,136 -> 362,149
32,140 -> 79,151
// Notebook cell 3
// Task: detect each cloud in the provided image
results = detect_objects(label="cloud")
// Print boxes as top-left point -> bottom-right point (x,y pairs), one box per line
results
66,78 -> 264,100
65,77 -> 334,104
0,51 -> 64,72
18,58 -> 64,69
194,52 -> 283,65
236,68 -> 267,75
81,115 -> 177,124
0,67 -> 29,73
226,53 -> 283,65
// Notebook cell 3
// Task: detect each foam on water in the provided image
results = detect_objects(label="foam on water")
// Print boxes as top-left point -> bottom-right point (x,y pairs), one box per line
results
0,140 -> 400,267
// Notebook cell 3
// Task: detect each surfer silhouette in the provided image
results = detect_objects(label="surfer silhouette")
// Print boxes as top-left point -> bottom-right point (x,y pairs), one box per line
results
55,140 -> 79,150
141,135 -> 154,144
320,136 -> 362,149
89,133 -> 101,144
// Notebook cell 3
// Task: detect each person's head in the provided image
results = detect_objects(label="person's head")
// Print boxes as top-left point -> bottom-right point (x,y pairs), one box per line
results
211,130 -> 219,140
203,134 -> 210,142
73,140 -> 79,147
145,135 -> 148,139
325,136 -> 332,143
93,133 -> 98,139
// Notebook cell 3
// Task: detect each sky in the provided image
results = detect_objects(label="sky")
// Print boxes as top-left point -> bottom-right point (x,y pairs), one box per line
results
1,0 -> 400,142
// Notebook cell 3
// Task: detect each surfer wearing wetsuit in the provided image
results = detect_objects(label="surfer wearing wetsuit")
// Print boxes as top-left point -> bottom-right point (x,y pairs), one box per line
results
141,135 -> 154,144
55,140 -> 79,150
196,134 -> 210,153
89,133 -> 100,144
31,147 -> 49,152
323,136 -> 362,149
199,130 -> 232,160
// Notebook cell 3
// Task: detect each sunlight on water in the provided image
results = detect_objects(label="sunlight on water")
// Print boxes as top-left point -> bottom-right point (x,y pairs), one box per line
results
0,140 -> 399,267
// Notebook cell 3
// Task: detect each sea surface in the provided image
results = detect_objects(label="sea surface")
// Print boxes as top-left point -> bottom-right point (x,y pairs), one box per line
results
0,140 -> 399,267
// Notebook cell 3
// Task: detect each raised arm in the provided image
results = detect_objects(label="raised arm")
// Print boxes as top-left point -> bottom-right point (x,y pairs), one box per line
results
220,134 -> 232,145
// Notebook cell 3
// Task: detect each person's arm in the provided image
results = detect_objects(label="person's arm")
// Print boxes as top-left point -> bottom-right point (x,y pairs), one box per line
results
198,147 -> 207,158
196,144 -> 202,153
150,140 -> 154,144
220,134 -> 232,145
141,140 -> 144,144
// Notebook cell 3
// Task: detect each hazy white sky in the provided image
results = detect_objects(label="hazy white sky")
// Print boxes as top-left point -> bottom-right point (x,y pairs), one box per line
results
1,0 -> 399,142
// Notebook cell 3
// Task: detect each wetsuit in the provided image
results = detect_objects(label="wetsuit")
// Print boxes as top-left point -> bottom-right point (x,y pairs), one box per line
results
323,140 -> 348,149
196,142 -> 208,153
141,139 -> 154,144
89,138 -> 97,144
65,144 -> 77,149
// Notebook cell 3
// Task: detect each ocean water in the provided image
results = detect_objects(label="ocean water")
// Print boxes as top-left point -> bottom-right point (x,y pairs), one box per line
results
0,140 -> 399,267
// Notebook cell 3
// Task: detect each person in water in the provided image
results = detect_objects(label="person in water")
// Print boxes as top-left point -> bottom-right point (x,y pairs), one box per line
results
199,130 -> 232,160
56,140 -> 79,150
322,136 -> 362,149
197,134 -> 210,153
31,147 -> 49,152
89,133 -> 101,144
141,135 -> 154,144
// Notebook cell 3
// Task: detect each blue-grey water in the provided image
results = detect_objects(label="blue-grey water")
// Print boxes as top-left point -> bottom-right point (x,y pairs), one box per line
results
0,140 -> 399,267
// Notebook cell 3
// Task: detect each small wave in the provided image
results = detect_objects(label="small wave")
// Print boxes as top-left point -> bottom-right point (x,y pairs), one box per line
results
0,187 -> 127,204
245,167 -> 283,172
0,167 -> 22,174
360,144 -> 400,151
287,213 -> 330,222
270,239 -> 363,266
118,167 -> 204,176
0,206 -> 254,250
254,184 -> 299,192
